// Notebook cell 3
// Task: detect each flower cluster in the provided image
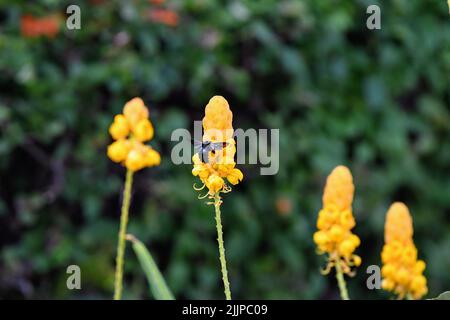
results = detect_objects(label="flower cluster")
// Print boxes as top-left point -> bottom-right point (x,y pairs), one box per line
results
313,166 -> 361,274
381,202 -> 427,299
192,96 -> 243,196
107,97 -> 160,172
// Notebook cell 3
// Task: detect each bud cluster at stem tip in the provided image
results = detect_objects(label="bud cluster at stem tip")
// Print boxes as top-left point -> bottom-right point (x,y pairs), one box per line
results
107,97 -> 161,172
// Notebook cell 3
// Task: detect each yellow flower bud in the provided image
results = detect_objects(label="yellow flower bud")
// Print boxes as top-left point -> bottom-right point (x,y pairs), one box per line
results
414,260 -> 426,274
340,209 -> 355,229
109,114 -> 129,140
316,215 -> 328,230
125,149 -> 146,172
410,275 -> 426,293
329,225 -> 344,242
338,240 -> 354,258
395,268 -> 410,286
123,97 -> 149,128
145,148 -> 161,167
349,234 -> 361,248
227,168 -> 243,185
352,255 -> 362,267
313,231 -> 329,246
206,175 -> 224,194
133,119 -> 154,142
107,139 -> 130,163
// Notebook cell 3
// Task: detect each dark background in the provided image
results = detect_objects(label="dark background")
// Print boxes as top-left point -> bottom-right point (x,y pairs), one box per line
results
0,0 -> 449,299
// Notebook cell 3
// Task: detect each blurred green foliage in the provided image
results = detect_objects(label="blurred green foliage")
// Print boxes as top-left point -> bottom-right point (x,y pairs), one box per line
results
0,0 -> 449,299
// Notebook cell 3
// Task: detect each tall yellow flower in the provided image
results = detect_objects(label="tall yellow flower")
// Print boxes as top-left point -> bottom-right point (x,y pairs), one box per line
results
192,95 -> 243,196
107,97 -> 160,300
381,202 -> 427,299
192,95 -> 243,300
313,165 -> 361,300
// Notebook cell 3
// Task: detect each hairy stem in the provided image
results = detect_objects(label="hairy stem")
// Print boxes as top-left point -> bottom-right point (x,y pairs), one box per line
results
214,193 -> 232,300
114,169 -> 134,300
335,260 -> 349,300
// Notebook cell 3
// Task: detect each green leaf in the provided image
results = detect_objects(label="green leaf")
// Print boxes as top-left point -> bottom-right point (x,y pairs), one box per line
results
430,291 -> 450,300
127,235 -> 175,300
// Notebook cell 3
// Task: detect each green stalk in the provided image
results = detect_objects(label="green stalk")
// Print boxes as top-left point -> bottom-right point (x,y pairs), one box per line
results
335,260 -> 349,300
114,169 -> 134,300
214,193 -> 232,300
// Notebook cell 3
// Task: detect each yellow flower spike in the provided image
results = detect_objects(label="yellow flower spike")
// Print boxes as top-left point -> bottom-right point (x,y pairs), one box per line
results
192,96 -> 243,301
133,118 -> 154,142
192,95 -> 243,196
381,202 -> 427,300
107,97 -> 160,300
314,165 -> 360,300
109,115 -> 130,140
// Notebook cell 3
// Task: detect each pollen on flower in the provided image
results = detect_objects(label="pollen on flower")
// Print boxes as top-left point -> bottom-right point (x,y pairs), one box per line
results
381,202 -> 427,299
107,97 -> 160,172
192,96 -> 243,197
314,165 -> 360,275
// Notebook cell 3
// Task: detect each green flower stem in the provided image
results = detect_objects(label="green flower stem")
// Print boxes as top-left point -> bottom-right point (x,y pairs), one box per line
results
114,169 -> 134,300
214,193 -> 232,300
335,260 -> 349,300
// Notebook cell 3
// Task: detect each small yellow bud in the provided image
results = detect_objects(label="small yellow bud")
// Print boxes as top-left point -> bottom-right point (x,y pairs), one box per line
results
109,114 -> 129,140
414,260 -> 426,274
133,119 -> 154,142
410,275 -> 426,293
313,231 -> 329,246
125,149 -> 145,172
395,268 -> 410,286
338,240 -> 354,257
123,97 -> 149,128
340,210 -> 355,229
329,225 -> 344,242
353,255 -> 362,267
349,234 -> 361,248
107,139 -> 130,163
382,279 -> 395,291
206,175 -> 224,194
145,148 -> 161,167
